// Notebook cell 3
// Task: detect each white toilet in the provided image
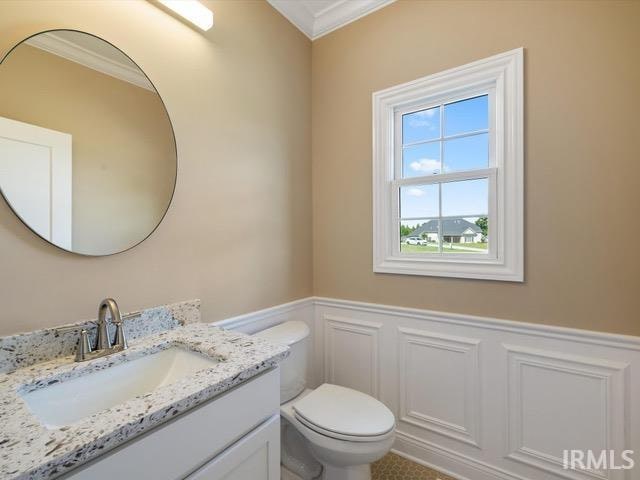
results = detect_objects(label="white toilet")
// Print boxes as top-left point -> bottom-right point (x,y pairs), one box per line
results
254,321 -> 395,480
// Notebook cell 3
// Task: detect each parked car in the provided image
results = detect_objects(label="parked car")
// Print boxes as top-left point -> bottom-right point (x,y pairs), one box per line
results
405,236 -> 427,246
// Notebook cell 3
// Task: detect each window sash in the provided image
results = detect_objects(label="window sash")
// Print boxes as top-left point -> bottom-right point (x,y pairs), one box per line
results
392,89 -> 496,260
402,128 -> 489,149
394,88 -> 496,181
392,170 -> 497,259
394,168 -> 495,187
400,214 -> 491,221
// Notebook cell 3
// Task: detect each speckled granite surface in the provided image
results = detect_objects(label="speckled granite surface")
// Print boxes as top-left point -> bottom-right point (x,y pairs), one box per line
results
0,300 -> 201,374
0,322 -> 288,480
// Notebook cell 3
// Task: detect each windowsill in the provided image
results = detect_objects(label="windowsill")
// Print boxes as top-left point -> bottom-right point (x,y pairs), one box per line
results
374,255 -> 523,282
398,251 -> 494,261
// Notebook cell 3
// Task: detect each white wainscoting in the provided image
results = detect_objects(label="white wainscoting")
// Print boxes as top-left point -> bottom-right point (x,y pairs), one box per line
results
314,298 -> 640,480
323,315 -> 382,397
215,297 -> 640,480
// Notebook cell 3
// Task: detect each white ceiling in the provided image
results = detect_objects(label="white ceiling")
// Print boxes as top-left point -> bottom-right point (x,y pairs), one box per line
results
267,0 -> 396,40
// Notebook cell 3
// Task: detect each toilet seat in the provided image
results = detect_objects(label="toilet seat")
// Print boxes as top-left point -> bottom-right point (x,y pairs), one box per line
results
294,411 -> 395,442
292,384 -> 395,443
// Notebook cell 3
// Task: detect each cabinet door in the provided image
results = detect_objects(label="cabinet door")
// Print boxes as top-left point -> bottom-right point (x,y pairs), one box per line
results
187,414 -> 280,480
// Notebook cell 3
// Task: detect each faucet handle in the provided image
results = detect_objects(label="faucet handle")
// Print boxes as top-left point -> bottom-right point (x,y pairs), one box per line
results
76,329 -> 92,362
113,320 -> 128,350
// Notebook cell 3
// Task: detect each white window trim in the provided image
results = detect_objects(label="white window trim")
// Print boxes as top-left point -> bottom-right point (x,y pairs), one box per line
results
372,48 -> 523,281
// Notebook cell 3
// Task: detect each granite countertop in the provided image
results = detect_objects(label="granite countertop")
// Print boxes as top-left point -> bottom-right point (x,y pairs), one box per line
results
0,323 -> 288,480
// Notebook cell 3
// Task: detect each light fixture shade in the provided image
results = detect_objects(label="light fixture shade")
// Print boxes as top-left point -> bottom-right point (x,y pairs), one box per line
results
157,0 -> 214,31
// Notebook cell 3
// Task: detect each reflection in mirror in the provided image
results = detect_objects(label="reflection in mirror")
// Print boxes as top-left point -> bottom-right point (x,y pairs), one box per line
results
0,30 -> 176,256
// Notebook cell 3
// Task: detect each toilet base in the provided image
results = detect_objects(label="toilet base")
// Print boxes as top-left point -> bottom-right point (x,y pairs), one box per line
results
322,463 -> 370,480
280,389 -> 394,480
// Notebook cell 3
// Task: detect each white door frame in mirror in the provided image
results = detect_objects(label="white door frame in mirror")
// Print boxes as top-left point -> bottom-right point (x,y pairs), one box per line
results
0,116 -> 72,249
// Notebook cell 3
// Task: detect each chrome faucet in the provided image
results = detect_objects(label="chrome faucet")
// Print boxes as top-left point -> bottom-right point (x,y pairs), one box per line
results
75,298 -> 129,362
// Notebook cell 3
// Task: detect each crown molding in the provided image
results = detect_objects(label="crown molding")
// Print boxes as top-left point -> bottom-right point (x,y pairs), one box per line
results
267,1 -> 315,39
25,33 -> 155,92
267,0 -> 396,40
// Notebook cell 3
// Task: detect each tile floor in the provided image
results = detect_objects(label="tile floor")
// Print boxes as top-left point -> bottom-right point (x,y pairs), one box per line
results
372,453 -> 456,479
282,452 -> 455,480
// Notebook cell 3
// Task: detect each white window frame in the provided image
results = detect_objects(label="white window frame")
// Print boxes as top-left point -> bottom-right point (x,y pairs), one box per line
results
372,48 -> 523,281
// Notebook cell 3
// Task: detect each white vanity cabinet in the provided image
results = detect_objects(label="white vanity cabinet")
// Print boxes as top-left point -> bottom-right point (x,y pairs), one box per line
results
186,414 -> 279,480
61,368 -> 280,480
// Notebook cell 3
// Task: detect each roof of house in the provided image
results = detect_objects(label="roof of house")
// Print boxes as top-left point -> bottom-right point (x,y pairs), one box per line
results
410,218 -> 482,237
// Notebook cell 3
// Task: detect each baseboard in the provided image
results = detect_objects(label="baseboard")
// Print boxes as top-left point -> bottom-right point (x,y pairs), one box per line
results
394,431 -> 527,480
391,445 -> 470,480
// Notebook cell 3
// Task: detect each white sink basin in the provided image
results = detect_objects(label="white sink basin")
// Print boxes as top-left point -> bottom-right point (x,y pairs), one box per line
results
21,346 -> 219,428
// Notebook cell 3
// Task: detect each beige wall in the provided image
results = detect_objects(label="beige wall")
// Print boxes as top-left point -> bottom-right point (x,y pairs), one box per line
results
1,0 -> 637,338
312,0 -> 640,335
0,44 -> 176,254
0,0 -> 312,335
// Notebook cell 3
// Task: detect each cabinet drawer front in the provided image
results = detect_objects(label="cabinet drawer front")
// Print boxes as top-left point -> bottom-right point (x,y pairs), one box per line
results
63,368 -> 280,480
186,414 -> 280,480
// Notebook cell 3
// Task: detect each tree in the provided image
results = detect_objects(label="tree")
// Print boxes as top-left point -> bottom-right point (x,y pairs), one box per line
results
400,224 -> 413,237
475,217 -> 488,241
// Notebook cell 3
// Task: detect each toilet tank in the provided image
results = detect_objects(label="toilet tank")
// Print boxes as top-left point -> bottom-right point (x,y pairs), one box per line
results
253,321 -> 310,404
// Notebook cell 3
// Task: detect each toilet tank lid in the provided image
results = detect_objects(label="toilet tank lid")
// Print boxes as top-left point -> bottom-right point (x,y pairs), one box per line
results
254,321 -> 310,346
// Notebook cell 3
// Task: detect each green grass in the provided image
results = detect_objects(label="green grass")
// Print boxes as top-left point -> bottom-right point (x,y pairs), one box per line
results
401,242 -> 488,254
401,244 -> 441,253
451,242 -> 488,249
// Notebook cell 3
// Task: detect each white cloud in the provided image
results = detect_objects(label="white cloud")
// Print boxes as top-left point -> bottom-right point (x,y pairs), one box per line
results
415,109 -> 436,118
409,158 -> 440,173
407,187 -> 425,197
407,108 -> 438,128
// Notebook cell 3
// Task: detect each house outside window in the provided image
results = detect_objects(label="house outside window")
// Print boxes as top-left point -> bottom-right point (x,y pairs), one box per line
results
372,49 -> 524,281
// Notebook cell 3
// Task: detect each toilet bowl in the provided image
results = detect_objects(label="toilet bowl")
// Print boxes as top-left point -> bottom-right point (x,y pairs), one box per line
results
253,321 -> 396,480
282,386 -> 395,480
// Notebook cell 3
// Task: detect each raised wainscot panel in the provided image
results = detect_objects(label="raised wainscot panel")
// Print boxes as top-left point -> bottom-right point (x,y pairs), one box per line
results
398,327 -> 482,448
504,344 -> 630,480
323,315 -> 382,397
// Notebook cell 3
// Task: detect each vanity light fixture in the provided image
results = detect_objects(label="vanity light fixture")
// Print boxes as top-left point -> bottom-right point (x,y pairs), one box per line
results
157,0 -> 214,31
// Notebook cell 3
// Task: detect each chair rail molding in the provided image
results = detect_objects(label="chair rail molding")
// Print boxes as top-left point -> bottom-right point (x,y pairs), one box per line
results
214,297 -> 315,333
314,297 -> 640,351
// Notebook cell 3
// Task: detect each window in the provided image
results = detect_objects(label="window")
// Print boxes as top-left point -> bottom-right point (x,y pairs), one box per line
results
398,95 -> 491,257
373,49 -> 523,281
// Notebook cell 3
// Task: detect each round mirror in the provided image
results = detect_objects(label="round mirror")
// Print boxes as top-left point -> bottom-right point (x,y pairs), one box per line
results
0,30 -> 176,256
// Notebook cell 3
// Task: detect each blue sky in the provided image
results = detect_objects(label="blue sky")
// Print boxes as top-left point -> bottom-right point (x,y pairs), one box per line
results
401,95 -> 489,221
400,179 -> 488,219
